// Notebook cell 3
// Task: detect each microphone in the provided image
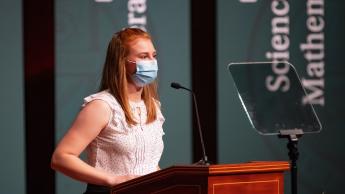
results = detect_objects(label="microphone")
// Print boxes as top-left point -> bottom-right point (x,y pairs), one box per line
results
170,82 -> 210,165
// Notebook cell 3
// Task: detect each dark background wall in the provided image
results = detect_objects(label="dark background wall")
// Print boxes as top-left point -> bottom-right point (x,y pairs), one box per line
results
0,0 -> 25,194
0,0 -> 344,194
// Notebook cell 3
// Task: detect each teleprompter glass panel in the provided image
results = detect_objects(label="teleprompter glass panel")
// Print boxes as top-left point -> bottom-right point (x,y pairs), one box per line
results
228,62 -> 321,135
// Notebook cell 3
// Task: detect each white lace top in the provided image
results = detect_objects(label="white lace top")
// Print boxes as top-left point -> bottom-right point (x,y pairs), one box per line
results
82,90 -> 165,176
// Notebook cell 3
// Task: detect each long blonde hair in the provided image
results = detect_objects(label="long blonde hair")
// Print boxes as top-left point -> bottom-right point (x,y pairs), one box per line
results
99,28 -> 158,125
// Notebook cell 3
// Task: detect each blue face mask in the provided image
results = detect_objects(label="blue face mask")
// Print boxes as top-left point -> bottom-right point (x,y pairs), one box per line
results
130,59 -> 158,87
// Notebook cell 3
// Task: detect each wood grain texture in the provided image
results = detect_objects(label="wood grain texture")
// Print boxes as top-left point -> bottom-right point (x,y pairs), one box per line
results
111,161 -> 290,194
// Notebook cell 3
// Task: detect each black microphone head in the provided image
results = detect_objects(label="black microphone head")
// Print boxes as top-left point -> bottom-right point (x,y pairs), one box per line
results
171,82 -> 181,89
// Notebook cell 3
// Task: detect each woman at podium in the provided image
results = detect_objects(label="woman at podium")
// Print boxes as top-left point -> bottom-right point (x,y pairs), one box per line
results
51,27 -> 165,194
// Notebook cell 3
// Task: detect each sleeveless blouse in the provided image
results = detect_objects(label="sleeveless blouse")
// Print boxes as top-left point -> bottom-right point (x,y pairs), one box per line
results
82,90 -> 165,176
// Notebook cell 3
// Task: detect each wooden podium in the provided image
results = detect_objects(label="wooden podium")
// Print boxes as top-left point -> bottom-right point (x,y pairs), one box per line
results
111,161 -> 290,194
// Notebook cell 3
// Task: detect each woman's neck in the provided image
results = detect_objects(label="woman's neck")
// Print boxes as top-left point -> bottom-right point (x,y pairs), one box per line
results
127,83 -> 143,102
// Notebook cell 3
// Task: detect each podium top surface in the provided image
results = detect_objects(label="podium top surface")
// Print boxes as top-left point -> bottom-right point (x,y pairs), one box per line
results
208,161 -> 289,175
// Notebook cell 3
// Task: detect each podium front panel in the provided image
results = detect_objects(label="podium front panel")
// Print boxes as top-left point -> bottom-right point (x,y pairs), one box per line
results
209,172 -> 284,194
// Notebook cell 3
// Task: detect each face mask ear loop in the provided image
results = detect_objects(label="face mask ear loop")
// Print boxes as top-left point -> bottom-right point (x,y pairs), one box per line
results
127,59 -> 136,64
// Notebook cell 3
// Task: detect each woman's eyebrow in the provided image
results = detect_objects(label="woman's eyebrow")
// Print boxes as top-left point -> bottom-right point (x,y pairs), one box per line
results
136,51 -> 156,55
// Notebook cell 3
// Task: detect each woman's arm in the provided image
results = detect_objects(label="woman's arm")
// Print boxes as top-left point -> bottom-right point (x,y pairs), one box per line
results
51,100 -> 134,186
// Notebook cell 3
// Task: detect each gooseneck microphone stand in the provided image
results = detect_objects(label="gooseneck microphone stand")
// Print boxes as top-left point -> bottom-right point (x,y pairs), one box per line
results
171,82 -> 210,165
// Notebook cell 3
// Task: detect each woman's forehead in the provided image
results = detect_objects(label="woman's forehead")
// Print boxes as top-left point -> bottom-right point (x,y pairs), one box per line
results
128,38 -> 155,53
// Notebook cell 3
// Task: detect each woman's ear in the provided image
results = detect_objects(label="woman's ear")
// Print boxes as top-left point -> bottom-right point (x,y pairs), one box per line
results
125,60 -> 137,75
